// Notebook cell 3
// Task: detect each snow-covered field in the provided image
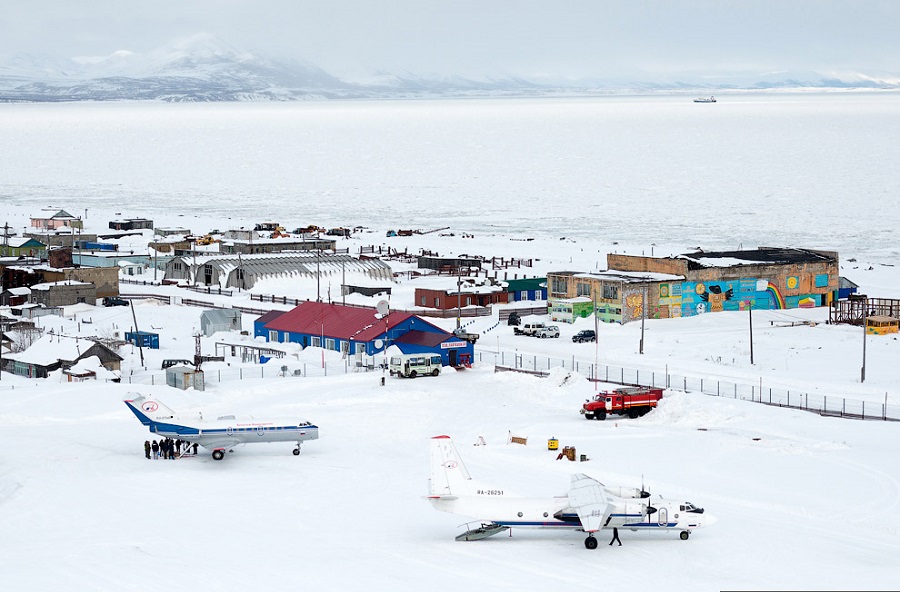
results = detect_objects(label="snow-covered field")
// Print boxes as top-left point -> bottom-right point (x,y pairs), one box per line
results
2,93 -> 900,591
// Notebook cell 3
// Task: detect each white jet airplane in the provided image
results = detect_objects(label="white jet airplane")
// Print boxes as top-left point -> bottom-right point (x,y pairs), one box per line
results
426,435 -> 708,549
124,394 -> 318,460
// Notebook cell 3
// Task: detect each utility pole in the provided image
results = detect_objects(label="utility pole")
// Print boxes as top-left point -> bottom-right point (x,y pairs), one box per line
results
861,296 -> 868,383
456,265 -> 462,331
639,280 -> 647,355
749,302 -> 754,365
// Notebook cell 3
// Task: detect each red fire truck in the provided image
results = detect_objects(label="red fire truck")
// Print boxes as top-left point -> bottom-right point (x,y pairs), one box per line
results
580,386 -> 664,420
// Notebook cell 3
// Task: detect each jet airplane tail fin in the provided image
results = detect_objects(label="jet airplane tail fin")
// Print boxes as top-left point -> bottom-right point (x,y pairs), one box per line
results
123,394 -> 178,426
429,435 -> 474,498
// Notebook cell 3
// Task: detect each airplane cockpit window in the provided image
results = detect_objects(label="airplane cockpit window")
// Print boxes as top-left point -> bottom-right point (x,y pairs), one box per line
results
683,503 -> 704,513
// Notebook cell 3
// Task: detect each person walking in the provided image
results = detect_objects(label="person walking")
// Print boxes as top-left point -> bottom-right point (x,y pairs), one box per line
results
144,440 -> 151,459
151,440 -> 160,460
609,527 -> 622,546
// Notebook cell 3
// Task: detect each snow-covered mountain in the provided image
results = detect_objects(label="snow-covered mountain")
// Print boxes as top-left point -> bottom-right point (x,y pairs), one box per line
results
1,37 -> 898,102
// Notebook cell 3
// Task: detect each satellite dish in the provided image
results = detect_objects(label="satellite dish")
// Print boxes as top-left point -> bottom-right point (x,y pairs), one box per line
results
374,339 -> 384,348
376,300 -> 389,316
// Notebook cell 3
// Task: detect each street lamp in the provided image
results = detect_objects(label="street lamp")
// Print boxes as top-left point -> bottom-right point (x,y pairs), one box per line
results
319,321 -> 325,369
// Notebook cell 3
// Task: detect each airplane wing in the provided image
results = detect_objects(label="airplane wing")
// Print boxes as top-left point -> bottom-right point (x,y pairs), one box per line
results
195,437 -> 242,451
568,474 -> 613,533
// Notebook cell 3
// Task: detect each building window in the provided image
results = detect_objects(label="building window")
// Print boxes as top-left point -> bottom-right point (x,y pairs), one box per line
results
421,295 -> 426,305
355,343 -> 365,354
326,338 -> 335,351
435,297 -> 440,307
268,330 -> 278,342
815,274 -> 829,288
520,290 -> 527,300
311,336 -> 321,347
577,282 -> 591,297
341,341 -> 349,353
466,296 -> 472,306
550,276 -> 568,295
602,284 -> 619,300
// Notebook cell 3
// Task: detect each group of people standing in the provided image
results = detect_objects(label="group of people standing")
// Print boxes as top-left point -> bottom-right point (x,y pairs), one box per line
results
144,438 -> 198,459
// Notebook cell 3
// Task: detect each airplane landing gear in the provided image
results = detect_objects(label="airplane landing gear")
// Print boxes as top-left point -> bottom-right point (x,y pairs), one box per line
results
584,535 -> 598,550
680,530 -> 690,540
292,446 -> 302,456
212,449 -> 225,461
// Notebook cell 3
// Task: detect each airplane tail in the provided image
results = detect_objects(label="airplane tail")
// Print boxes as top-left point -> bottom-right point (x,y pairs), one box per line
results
123,394 -> 178,426
428,435 -> 474,498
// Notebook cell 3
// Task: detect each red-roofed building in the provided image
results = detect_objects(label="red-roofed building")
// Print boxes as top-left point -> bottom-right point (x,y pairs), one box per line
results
256,301 -> 474,366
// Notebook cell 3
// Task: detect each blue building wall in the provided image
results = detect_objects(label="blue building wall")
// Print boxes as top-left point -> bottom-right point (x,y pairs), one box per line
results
257,314 -> 473,364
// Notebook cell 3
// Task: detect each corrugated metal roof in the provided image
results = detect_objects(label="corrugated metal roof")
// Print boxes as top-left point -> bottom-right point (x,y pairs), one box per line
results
201,309 -> 240,324
255,310 -> 287,325
263,301 -> 414,341
393,330 -> 450,347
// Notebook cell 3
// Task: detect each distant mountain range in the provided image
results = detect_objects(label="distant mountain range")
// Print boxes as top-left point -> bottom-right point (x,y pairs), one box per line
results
1,39 -> 898,102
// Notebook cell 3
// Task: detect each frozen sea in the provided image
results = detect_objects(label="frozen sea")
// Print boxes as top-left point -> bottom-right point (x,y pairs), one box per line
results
2,91 -> 899,263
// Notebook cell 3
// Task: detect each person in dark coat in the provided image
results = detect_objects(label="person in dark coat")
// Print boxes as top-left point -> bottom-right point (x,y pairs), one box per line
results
609,527 -> 622,546
151,440 -> 160,459
144,440 -> 151,459
192,442 -> 199,455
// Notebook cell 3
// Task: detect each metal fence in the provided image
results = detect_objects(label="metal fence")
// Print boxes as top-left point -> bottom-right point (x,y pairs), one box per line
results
122,358 -> 390,386
481,349 -> 900,422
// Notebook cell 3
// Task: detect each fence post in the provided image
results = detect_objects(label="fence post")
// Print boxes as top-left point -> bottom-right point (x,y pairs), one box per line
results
240,368 -> 243,379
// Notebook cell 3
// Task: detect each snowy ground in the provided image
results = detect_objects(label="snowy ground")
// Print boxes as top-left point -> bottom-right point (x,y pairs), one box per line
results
2,365 -> 899,591
2,94 -> 900,590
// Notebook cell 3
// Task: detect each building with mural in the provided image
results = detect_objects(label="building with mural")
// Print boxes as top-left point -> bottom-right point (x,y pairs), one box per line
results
549,247 -> 840,324
548,270 -> 684,324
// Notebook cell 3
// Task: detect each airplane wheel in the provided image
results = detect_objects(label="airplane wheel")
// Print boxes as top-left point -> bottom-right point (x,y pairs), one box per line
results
584,536 -> 598,550
212,450 -> 225,461
292,448 -> 301,456
680,531 -> 690,540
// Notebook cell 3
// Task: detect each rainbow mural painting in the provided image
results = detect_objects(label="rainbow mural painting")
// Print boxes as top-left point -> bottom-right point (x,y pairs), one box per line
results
766,282 -> 786,309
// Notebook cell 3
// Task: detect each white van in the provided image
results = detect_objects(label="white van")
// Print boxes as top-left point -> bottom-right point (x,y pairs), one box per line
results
389,353 -> 443,378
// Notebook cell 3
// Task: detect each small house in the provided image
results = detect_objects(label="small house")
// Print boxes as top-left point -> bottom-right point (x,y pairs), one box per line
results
166,365 -> 205,391
200,308 -> 242,336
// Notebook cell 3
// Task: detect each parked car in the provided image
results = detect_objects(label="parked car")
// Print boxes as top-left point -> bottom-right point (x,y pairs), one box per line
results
507,311 -> 521,326
535,325 -> 560,338
572,329 -> 596,343
102,296 -> 129,307
514,322 -> 546,336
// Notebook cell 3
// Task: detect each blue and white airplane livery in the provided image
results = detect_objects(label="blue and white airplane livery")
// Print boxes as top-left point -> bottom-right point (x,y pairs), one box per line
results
426,435 -> 709,549
124,394 -> 319,460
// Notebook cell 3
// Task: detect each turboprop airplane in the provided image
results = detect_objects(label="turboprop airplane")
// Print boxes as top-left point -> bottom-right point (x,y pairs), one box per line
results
124,394 -> 318,460
426,435 -> 708,549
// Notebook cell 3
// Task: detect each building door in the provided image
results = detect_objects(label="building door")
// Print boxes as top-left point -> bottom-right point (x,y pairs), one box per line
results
449,349 -> 458,366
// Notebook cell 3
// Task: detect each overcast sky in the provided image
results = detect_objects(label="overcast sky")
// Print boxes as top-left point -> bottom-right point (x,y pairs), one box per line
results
3,1 -> 899,79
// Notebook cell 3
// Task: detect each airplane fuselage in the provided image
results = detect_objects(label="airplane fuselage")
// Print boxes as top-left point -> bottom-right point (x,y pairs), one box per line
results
429,495 -> 703,533
146,418 -> 318,445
